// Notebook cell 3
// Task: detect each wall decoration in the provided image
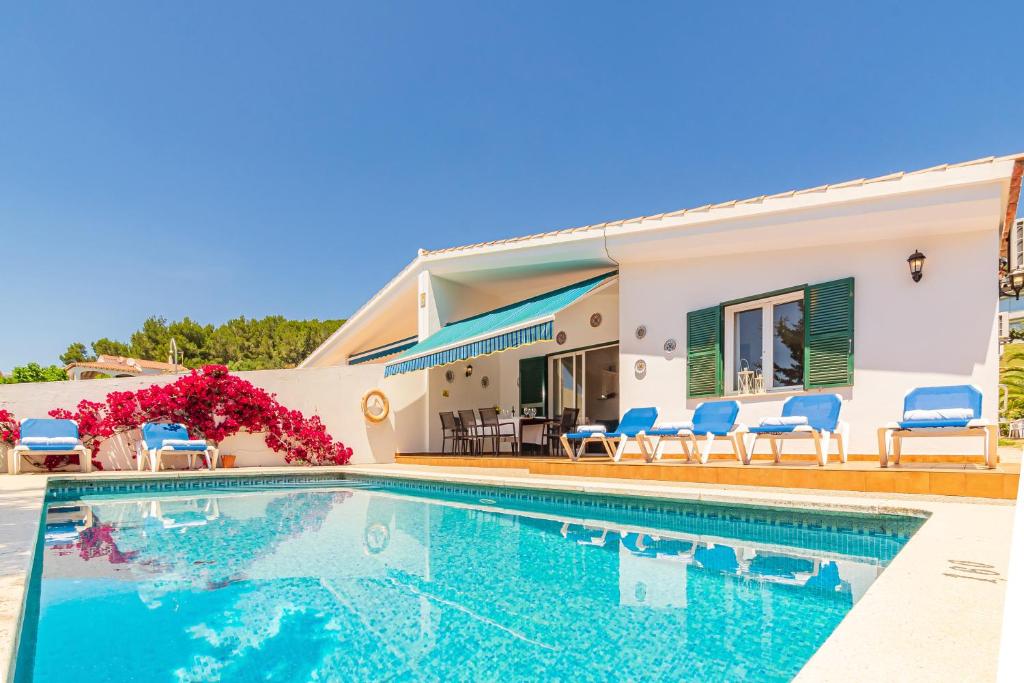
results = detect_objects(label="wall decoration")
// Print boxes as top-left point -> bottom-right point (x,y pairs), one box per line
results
664,338 -> 677,353
465,364 -> 474,378
360,389 -> 390,424
445,369 -> 455,383
481,376 -> 490,388
590,312 -> 602,328
635,325 -> 647,340
442,389 -> 450,398
556,331 -> 567,345
634,359 -> 647,379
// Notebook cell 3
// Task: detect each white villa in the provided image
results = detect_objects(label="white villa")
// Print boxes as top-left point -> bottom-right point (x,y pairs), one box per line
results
301,153 -> 1023,461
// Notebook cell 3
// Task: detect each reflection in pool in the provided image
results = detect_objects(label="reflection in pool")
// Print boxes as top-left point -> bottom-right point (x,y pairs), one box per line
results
18,479 -> 924,682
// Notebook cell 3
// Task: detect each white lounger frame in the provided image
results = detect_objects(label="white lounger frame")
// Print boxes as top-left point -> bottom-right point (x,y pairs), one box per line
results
8,444 -> 92,474
560,432 -> 648,462
136,441 -> 218,472
638,425 -> 749,465
742,422 -> 850,467
877,421 -> 997,469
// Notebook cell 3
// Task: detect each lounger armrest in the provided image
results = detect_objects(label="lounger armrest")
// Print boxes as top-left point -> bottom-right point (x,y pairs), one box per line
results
967,418 -> 991,428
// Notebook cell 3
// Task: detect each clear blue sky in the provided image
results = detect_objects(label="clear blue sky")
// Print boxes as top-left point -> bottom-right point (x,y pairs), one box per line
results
1,2 -> 1021,371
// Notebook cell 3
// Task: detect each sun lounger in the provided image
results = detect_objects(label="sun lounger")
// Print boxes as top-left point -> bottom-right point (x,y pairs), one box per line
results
560,407 -> 658,462
8,418 -> 91,474
638,400 -> 746,464
877,384 -> 996,468
744,394 -> 848,466
138,422 -> 217,472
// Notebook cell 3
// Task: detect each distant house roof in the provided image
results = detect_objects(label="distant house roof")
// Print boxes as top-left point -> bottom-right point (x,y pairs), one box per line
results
64,354 -> 179,379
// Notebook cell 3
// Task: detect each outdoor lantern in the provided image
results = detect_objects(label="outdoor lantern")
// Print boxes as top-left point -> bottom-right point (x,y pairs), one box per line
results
907,249 -> 926,283
1002,268 -> 1024,300
465,364 -> 474,378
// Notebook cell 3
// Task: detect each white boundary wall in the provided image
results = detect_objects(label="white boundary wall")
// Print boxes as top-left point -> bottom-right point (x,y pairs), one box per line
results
0,366 -> 423,469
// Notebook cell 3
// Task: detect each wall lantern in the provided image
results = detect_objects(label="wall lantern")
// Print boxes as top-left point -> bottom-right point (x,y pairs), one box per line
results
1002,269 -> 1024,300
465,364 -> 474,378
907,249 -> 926,283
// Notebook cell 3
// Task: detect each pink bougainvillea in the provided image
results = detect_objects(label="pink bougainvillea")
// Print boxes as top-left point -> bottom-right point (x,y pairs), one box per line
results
47,365 -> 352,470
0,408 -> 19,446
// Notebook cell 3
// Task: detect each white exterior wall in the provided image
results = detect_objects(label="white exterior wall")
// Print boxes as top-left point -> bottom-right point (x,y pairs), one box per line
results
0,366 -> 426,469
618,230 -> 999,455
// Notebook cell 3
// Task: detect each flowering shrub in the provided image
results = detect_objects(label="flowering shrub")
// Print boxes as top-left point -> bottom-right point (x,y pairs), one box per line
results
47,365 -> 352,469
0,408 -> 18,446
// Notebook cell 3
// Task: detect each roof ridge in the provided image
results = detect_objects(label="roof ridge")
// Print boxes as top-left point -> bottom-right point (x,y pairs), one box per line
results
422,152 -> 1023,256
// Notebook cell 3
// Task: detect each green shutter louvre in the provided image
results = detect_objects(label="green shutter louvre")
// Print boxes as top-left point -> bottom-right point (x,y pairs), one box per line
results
804,277 -> 854,388
687,306 -> 722,398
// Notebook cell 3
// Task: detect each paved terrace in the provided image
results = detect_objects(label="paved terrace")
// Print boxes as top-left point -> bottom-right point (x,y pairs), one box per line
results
0,465 -> 1017,682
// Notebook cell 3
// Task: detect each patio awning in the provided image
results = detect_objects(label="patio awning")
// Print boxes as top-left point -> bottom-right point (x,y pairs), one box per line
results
384,271 -> 616,377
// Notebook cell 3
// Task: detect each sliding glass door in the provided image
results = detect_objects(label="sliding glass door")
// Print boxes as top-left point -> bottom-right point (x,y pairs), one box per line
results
549,344 -> 618,424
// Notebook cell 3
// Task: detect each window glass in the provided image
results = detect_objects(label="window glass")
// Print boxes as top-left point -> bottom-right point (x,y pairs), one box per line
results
772,300 -> 805,387
733,308 -> 763,390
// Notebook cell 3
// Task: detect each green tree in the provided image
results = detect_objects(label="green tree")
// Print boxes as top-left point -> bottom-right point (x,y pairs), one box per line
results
129,317 -> 171,362
2,363 -> 67,384
60,342 -> 93,365
92,337 -> 131,357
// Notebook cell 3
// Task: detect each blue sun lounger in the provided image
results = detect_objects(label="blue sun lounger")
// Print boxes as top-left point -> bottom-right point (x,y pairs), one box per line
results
8,418 -> 91,474
877,384 -> 996,468
560,407 -> 658,462
637,400 -> 746,464
743,394 -> 848,466
138,422 -> 218,472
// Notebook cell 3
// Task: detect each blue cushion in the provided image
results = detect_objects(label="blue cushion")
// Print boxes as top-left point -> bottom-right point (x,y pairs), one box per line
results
783,394 -> 842,431
161,439 -> 209,451
897,418 -> 973,429
692,400 -> 740,436
613,407 -> 658,436
903,384 -> 981,419
142,422 -> 192,450
748,423 -> 802,434
20,442 -> 82,451
20,418 -> 79,440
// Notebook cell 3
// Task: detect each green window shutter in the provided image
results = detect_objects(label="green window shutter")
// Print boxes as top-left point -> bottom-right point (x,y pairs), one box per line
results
518,356 -> 547,416
804,277 -> 854,388
687,306 -> 722,398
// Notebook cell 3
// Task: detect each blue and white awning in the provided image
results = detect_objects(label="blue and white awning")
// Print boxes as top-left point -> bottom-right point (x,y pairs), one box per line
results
348,336 -> 418,365
384,272 -> 615,377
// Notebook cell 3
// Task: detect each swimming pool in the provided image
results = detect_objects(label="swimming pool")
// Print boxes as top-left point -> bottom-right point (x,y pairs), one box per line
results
16,475 -> 925,682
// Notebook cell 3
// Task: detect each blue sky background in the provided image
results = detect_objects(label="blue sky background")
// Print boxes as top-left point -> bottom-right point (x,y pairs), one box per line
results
1,2 -> 1021,370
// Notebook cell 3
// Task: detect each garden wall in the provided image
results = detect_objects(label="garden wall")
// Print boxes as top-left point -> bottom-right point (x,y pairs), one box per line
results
0,365 -> 424,470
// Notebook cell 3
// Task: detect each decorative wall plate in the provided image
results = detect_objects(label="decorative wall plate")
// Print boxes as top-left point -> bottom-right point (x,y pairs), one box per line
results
481,376 -> 490,388
590,313 -> 602,328
445,369 -> 455,383
664,338 -> 677,353
635,325 -> 647,340
634,359 -> 647,379
361,389 -> 390,424
556,331 -> 567,345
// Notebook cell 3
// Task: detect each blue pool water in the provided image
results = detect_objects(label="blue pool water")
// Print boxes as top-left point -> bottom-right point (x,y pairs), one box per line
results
17,476 -> 924,682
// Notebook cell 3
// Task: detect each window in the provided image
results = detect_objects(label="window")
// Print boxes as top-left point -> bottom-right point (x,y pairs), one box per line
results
724,291 -> 805,393
686,278 -> 853,399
